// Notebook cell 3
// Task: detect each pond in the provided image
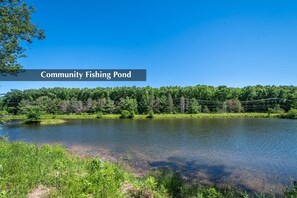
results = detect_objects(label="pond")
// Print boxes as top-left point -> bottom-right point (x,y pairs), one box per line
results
1,118 -> 297,194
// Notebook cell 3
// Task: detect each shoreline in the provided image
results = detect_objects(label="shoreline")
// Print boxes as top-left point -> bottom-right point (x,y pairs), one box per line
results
9,112 -> 281,121
0,140 -> 293,197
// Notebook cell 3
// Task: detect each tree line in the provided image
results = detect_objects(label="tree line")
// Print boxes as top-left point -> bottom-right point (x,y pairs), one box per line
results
1,85 -> 297,115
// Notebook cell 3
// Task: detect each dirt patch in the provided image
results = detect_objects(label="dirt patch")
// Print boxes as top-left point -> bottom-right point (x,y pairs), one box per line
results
27,185 -> 50,198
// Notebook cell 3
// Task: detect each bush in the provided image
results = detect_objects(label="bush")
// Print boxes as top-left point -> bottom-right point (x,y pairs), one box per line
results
0,110 -> 9,125
120,110 -> 131,119
267,108 -> 274,116
224,99 -> 244,113
273,104 -> 285,114
279,108 -> 297,119
129,111 -> 135,119
202,106 -> 211,113
146,110 -> 154,119
286,108 -> 297,119
20,105 -> 44,121
96,112 -> 103,119
196,187 -> 224,198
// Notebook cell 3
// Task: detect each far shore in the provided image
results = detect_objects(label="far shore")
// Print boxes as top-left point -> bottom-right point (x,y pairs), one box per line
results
10,112 -> 280,121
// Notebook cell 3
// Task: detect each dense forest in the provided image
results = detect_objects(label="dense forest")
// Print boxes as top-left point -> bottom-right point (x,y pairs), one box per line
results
1,85 -> 297,115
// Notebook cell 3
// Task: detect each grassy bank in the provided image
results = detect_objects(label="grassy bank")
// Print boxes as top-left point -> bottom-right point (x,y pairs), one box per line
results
0,139 -> 167,198
0,139 -> 296,197
10,113 -> 280,121
22,119 -> 66,125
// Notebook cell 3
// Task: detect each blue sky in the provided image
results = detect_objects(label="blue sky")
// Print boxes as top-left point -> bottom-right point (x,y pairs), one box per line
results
1,0 -> 297,93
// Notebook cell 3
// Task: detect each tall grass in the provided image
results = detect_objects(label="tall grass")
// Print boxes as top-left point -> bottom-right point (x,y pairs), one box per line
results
0,140 -> 167,198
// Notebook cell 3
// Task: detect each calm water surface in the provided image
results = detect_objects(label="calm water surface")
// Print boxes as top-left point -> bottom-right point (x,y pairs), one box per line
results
1,118 -> 297,193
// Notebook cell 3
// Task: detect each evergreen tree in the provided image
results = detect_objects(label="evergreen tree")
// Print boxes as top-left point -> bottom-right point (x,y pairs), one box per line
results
187,98 -> 201,114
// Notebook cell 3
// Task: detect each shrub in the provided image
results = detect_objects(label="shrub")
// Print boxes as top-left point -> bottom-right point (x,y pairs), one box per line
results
202,106 -> 211,113
279,108 -> 297,119
187,98 -> 201,114
129,111 -> 135,119
20,105 -> 44,121
224,99 -> 244,113
96,112 -> 103,119
0,110 -> 9,125
196,187 -> 224,198
267,108 -> 274,116
120,110 -> 131,119
273,104 -> 285,114
286,108 -> 297,119
146,110 -> 154,119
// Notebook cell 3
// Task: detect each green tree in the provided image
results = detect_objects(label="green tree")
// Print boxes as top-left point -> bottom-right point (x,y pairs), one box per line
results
20,105 -> 43,121
224,99 -> 244,113
117,97 -> 138,114
119,110 -> 134,119
104,97 -> 115,114
187,98 -> 201,114
0,110 -> 9,125
2,86 -> 297,115
0,0 -> 45,74
167,93 -> 174,113
202,105 -> 210,113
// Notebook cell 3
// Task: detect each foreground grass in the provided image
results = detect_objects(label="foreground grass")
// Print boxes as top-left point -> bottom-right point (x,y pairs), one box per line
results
0,139 -> 168,198
10,113 -> 280,121
0,140 -> 296,198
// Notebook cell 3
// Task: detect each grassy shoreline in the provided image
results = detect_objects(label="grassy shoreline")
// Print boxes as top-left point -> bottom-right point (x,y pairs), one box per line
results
22,119 -> 66,125
1,139 -> 296,198
9,113 -> 281,121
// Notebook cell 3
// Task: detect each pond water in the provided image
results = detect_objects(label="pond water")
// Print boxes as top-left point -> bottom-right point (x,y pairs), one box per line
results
1,118 -> 297,193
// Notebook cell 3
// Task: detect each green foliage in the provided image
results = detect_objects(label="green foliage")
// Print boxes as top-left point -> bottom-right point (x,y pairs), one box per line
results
120,110 -> 131,119
0,110 -> 9,125
280,108 -> 297,119
267,108 -> 274,116
0,140 -> 167,198
129,111 -> 135,118
0,0 -> 45,74
20,105 -> 43,121
2,85 -> 297,116
287,108 -> 297,119
187,98 -> 201,114
96,112 -> 103,119
196,187 -> 224,198
284,181 -> 297,197
150,169 -> 184,197
117,97 -> 138,114
146,110 -> 155,119
166,93 -> 174,113
224,99 -> 244,113
273,104 -> 285,114
202,105 -> 211,113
